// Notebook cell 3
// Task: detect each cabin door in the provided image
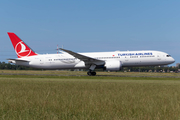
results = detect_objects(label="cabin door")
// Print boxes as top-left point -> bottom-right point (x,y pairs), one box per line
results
157,54 -> 161,60
40,57 -> 44,64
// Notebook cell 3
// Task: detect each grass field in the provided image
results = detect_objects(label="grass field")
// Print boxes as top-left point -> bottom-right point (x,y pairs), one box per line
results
0,70 -> 180,120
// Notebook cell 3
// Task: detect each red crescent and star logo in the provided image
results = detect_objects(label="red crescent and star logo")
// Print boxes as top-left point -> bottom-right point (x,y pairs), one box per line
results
15,41 -> 31,57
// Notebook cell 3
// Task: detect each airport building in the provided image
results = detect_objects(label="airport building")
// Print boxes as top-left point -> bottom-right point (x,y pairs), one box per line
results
176,63 -> 180,68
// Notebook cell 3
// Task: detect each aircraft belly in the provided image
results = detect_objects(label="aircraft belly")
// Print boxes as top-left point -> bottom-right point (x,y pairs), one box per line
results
15,61 -> 30,66
122,58 -> 168,67
29,60 -> 77,69
43,62 -> 76,69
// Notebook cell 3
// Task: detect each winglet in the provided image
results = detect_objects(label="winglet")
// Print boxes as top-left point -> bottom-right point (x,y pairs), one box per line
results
7,32 -> 37,58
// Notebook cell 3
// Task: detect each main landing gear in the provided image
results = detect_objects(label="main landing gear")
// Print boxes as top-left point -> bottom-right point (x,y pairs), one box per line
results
87,64 -> 97,76
87,71 -> 96,76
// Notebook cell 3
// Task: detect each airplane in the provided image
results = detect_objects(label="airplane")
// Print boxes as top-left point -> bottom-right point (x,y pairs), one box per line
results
7,32 -> 175,76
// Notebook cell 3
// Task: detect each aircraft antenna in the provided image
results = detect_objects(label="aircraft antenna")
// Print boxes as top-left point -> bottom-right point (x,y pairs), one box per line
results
57,44 -> 59,54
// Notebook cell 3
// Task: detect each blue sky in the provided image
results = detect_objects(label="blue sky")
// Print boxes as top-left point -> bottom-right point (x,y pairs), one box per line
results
0,0 -> 180,66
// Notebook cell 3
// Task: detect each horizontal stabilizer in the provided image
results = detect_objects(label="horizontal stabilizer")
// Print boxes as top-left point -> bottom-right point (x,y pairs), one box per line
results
7,58 -> 30,62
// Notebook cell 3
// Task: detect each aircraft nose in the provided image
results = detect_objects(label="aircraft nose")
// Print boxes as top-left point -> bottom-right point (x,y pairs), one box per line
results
171,57 -> 175,63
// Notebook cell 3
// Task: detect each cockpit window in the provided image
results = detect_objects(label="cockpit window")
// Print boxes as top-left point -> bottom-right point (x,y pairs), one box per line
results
166,55 -> 171,57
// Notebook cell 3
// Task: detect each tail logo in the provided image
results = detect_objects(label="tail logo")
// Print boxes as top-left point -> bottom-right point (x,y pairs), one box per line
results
15,41 -> 31,57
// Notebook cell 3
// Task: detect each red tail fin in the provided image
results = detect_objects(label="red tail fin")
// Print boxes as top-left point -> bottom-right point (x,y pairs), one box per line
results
7,32 -> 37,58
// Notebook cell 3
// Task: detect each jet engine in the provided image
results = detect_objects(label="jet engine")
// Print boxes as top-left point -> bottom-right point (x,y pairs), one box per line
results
104,60 -> 122,71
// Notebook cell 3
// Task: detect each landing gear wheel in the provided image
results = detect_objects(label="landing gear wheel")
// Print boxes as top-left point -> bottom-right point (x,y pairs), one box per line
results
87,71 -> 91,76
91,71 -> 96,76
87,71 -> 96,76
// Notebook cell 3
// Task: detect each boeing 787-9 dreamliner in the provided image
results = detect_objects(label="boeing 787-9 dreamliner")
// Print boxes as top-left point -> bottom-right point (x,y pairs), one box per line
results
7,32 -> 175,76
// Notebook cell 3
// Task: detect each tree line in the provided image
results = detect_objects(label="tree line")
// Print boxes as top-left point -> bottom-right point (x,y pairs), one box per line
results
0,62 -> 39,70
122,66 -> 179,72
0,62 -> 179,72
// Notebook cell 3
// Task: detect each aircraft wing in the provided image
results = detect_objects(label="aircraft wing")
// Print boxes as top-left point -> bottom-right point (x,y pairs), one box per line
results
60,48 -> 105,65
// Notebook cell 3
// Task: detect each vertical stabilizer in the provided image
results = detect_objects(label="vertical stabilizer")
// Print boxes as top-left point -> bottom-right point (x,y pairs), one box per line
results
7,32 -> 37,58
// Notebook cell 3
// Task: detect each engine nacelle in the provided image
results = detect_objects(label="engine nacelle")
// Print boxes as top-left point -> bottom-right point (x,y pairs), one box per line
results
104,60 -> 122,71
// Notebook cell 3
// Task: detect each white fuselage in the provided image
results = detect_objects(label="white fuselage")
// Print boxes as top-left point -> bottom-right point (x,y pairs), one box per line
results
13,50 -> 175,70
